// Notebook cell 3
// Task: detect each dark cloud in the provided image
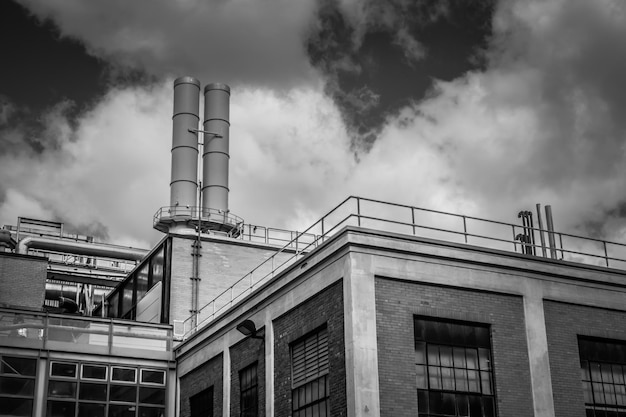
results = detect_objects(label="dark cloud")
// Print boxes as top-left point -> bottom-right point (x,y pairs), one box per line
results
306,0 -> 496,150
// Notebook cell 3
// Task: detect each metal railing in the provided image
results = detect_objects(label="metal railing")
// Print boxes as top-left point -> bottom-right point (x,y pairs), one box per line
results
0,308 -> 173,360
177,196 -> 626,339
153,206 -> 244,235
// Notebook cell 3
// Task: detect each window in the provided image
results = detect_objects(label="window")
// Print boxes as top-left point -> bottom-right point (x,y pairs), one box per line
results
415,317 -> 496,417
46,361 -> 167,417
190,386 -> 213,417
291,326 -> 330,417
0,355 -> 37,417
579,337 -> 626,415
240,363 -> 258,417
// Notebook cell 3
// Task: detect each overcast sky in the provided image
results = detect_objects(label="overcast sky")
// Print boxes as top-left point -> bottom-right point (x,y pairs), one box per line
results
1,0 -> 625,252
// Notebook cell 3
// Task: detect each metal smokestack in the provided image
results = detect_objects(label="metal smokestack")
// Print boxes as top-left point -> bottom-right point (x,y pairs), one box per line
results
202,83 -> 230,214
170,76 -> 201,210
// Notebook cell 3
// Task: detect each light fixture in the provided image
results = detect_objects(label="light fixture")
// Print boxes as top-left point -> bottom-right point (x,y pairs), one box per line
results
236,319 -> 263,339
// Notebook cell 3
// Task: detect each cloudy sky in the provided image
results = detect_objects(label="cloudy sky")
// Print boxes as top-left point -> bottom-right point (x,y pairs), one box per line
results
1,0 -> 625,252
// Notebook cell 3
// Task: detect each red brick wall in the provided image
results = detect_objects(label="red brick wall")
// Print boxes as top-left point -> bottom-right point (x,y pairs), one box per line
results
180,353 -> 223,417
273,281 -> 346,417
375,277 -> 533,417
0,252 -> 47,309
544,300 -> 626,417
230,334 -> 265,417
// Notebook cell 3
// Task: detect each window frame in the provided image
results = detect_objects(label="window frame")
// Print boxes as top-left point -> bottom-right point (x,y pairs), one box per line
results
290,325 -> 330,417
414,316 -> 497,417
239,362 -> 258,417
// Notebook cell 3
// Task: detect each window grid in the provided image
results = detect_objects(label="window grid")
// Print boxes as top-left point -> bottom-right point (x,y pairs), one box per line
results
291,327 -> 330,417
0,355 -> 37,417
579,337 -> 626,416
240,363 -> 258,417
581,360 -> 626,413
415,318 -> 496,417
46,361 -> 166,417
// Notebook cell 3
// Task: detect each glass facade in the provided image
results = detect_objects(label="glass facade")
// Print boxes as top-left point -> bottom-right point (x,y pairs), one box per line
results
46,361 -> 166,417
415,317 -> 496,417
105,239 -> 170,322
0,355 -> 37,417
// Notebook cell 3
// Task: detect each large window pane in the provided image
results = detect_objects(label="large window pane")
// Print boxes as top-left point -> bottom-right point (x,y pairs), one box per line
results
137,263 -> 149,301
82,364 -> 107,380
579,338 -> 626,415
0,377 -> 34,396
0,357 -> 36,376
78,402 -> 106,417
79,382 -> 107,401
139,387 -> 165,405
46,400 -> 75,417
51,362 -> 77,378
110,384 -> 137,402
415,318 -> 496,417
0,397 -> 33,417
48,381 -> 77,398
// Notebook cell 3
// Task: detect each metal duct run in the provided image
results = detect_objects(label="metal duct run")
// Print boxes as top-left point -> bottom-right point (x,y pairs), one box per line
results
170,76 -> 201,209
202,83 -> 230,214
17,236 -> 148,261
0,229 -> 15,249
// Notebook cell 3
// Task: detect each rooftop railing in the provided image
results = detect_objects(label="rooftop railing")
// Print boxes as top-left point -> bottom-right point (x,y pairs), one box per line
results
0,308 -> 173,360
177,196 -> 626,340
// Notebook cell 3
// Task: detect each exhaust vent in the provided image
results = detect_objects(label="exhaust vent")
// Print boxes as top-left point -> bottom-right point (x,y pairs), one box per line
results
154,78 -> 242,236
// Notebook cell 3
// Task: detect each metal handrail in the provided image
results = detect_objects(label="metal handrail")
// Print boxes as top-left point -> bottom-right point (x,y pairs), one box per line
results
178,196 -> 626,339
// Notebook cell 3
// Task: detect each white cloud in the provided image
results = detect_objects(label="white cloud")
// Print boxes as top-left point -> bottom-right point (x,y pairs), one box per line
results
5,0 -> 626,256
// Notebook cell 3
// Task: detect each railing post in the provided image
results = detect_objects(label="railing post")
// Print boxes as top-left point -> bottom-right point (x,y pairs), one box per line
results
295,232 -> 299,257
411,207 -> 416,236
559,234 -> 564,260
356,197 -> 361,227
512,225 -> 517,252
462,216 -> 468,244
108,319 -> 113,355
604,241 -> 609,267
321,218 -> 325,238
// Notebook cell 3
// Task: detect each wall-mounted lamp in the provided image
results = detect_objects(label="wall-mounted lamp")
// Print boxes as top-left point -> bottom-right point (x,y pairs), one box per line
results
236,319 -> 264,340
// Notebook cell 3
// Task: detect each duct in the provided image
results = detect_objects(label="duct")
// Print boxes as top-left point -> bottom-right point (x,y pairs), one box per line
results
202,83 -> 230,214
17,236 -> 147,261
0,230 -> 15,249
170,76 -> 201,209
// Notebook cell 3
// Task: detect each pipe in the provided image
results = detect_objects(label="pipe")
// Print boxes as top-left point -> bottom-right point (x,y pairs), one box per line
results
536,204 -> 547,258
545,205 -> 557,259
0,230 -> 15,249
170,76 -> 201,210
202,83 -> 231,215
17,236 -> 147,261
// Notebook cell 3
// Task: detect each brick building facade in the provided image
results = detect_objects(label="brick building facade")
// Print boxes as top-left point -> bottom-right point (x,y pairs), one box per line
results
175,225 -> 626,417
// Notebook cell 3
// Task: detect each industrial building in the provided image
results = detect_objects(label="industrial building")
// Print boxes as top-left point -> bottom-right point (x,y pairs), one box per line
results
2,77 -> 626,417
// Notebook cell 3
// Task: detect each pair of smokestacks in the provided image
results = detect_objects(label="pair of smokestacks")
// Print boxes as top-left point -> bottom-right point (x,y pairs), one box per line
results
170,77 -> 230,217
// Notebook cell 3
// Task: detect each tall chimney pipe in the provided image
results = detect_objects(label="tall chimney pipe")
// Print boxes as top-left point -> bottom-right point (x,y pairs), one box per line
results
202,83 -> 231,214
170,77 -> 201,210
